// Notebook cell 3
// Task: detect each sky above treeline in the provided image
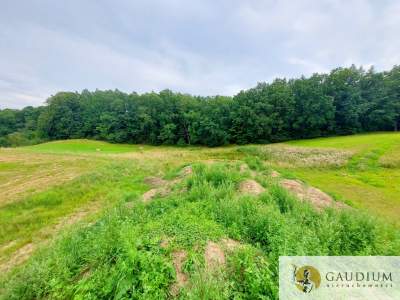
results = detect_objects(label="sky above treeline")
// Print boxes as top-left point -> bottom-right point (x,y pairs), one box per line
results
1,0 -> 399,108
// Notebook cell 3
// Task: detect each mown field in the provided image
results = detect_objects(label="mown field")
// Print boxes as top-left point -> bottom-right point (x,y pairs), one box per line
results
0,133 -> 399,299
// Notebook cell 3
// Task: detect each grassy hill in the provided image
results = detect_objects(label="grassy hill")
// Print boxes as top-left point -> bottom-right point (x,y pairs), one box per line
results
285,132 -> 400,224
1,133 -> 399,299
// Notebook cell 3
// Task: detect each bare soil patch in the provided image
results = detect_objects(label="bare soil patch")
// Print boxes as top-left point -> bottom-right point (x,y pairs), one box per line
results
204,241 -> 225,269
160,238 -> 170,249
271,170 -> 280,178
239,179 -> 265,195
170,250 -> 188,296
142,189 -> 158,202
142,165 -> 193,203
281,179 -> 347,210
180,165 -> 193,177
142,187 -> 171,203
143,176 -> 167,187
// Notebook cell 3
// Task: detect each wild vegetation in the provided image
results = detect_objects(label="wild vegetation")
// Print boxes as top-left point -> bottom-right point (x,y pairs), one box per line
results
1,134 -> 399,299
1,65 -> 400,147
1,65 -> 400,298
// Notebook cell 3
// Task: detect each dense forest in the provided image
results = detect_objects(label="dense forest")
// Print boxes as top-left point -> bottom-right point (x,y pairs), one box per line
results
1,65 -> 400,147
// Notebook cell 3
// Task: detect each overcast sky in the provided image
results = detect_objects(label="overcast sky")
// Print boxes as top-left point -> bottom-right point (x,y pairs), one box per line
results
1,0 -> 399,108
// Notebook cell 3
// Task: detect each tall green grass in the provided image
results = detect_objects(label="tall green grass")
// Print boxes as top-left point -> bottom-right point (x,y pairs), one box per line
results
2,162 -> 398,299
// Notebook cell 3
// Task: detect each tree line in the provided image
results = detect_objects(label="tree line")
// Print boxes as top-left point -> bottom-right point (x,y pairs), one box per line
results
1,65 -> 400,147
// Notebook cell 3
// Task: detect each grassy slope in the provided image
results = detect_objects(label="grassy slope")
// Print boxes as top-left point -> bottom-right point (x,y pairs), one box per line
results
21,139 -> 150,154
283,132 -> 400,226
1,134 -> 400,298
2,162 -> 399,299
0,140 -> 236,268
0,141 -> 136,266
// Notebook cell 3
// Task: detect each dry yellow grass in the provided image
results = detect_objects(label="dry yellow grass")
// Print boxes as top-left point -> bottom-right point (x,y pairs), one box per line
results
379,144 -> 400,168
0,150 -> 99,206
259,144 -> 353,168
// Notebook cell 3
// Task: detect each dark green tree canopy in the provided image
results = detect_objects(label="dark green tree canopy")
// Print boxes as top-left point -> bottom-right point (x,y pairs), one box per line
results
1,65 -> 400,147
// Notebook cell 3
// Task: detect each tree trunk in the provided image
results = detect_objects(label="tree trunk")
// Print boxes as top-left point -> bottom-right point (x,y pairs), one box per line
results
183,122 -> 191,145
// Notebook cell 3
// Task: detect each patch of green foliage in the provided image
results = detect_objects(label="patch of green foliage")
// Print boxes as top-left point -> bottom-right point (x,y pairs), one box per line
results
2,163 -> 398,299
0,106 -> 44,147
2,65 -> 400,147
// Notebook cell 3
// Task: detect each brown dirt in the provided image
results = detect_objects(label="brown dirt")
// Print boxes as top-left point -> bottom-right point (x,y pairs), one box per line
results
160,239 -> 170,249
142,165 -> 193,203
142,164 -> 193,203
271,170 -> 280,178
142,188 -> 158,202
142,186 -> 171,203
143,176 -> 167,188
280,179 -> 348,210
239,179 -> 265,195
158,187 -> 171,197
204,241 -> 225,269
170,250 -> 188,296
180,165 -> 193,177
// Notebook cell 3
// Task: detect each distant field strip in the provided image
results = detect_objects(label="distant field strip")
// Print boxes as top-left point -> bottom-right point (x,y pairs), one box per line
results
255,144 -> 353,168
0,151 -> 98,206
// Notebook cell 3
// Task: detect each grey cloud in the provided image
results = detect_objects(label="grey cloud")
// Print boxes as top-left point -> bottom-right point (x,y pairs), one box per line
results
0,0 -> 399,108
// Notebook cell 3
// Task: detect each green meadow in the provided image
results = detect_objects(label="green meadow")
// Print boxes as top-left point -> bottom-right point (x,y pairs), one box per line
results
285,132 -> 400,225
21,139 -> 150,154
1,133 -> 399,299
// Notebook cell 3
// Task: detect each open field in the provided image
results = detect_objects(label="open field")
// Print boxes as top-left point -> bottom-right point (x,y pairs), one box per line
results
1,133 -> 399,299
285,132 -> 400,224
